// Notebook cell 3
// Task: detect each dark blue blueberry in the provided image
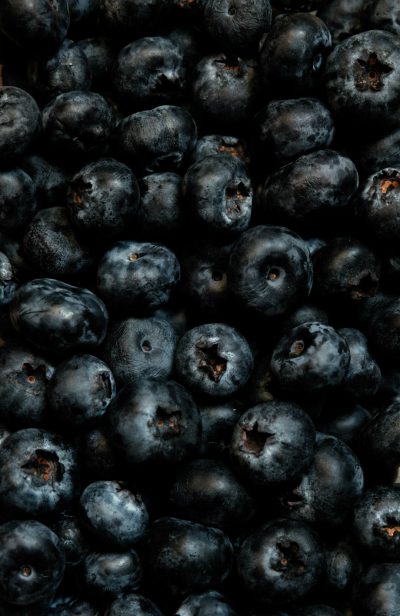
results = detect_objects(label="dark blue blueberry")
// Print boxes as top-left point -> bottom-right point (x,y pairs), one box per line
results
114,105 -> 197,174
102,316 -> 177,387
325,30 -> 400,130
228,226 -> 313,317
353,486 -> 400,561
325,539 -> 361,594
138,172 -> 183,243
313,237 -> 380,302
81,427 -> 119,481
260,13 -> 332,97
356,168 -> 400,249
231,400 -> 315,486
183,154 -> 252,238
100,0 -> 172,36
68,0 -> 97,27
42,91 -> 114,159
189,134 -> 250,167
0,345 -> 53,426
0,167 -> 36,232
97,240 -> 180,313
0,87 -> 41,163
358,400 -> 400,478
175,591 -> 237,616
23,207 -> 94,278
199,398 -> 244,459
253,98 -> 335,169
0,428 -> 78,516
10,278 -> 108,353
203,0 -> 272,57
67,158 -> 140,241
80,480 -> 149,549
27,39 -> 91,101
0,0 -> 69,56
114,37 -> 186,110
259,150 -> 359,230
279,433 -> 364,526
360,295 -> 400,359
352,563 -> 400,616
280,304 -> 329,335
237,518 -> 324,608
143,517 -> 233,597
83,549 -> 142,597
338,328 -> 382,399
192,55 -> 260,129
48,354 -> 116,427
317,0 -> 366,45
0,251 -> 16,307
0,520 -> 65,606
107,379 -> 201,465
271,322 -> 351,393
77,37 -> 116,87
318,403 -> 372,446
168,458 -> 256,530
21,154 -> 70,211
105,593 -> 164,616
354,127 -> 400,177
174,323 -> 254,397
367,0 -> 400,36
46,596 -> 99,616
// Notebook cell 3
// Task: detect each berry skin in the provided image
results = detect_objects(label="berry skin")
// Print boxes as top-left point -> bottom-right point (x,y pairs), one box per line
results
83,549 -> 142,597
271,322 -> 350,393
0,87 -> 41,163
0,428 -> 78,517
175,591 -> 237,616
138,172 -> 183,243
97,241 -> 180,313
228,226 -> 313,317
10,278 -> 108,353
105,593 -> 164,616
107,379 -> 201,466
0,167 -> 37,232
230,400 -> 316,486
0,252 -> 16,307
325,30 -> 400,129
0,520 -> 65,606
237,518 -> 324,608
174,323 -> 254,398
80,480 -> 149,549
352,563 -> 400,616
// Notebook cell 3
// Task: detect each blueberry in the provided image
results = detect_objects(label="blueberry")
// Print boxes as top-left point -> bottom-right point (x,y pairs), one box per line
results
338,328 -> 382,399
175,591 -> 237,616
313,237 -> 380,302
259,150 -> 359,230
105,593 -> 164,616
51,513 -> 88,568
324,540 -> 361,594
174,323 -> 254,397
353,486 -> 400,560
0,428 -> 78,516
189,134 -> 250,166
107,379 -> 201,465
80,480 -> 149,549
318,403 -> 372,446
252,98 -> 335,169
237,518 -> 324,607
97,241 -> 180,313
358,401 -> 400,478
48,354 -> 116,427
100,0 -> 172,36
271,322 -> 350,393
81,427 -> 119,481
260,13 -> 332,96
279,433 -> 364,526
77,37 -> 116,87
230,400 -> 316,485
203,0 -> 272,57
0,345 -> 53,426
21,154 -> 69,211
192,54 -> 260,129
46,596 -> 99,616
183,154 -> 252,238
317,0 -> 366,45
168,458 -> 256,530
0,520 -> 65,606
114,37 -> 186,110
325,30 -> 400,130
114,105 -> 197,174
352,563 -> 400,616
102,316 -> 177,386
367,0 -> 400,36
138,172 -> 183,243
0,87 -> 41,163
10,278 -> 108,353
0,0 -> 69,55
27,39 -> 91,101
67,158 -> 140,241
0,167 -> 36,232
83,549 -> 142,597
0,251 -> 16,307
198,398 -> 244,458
23,207 -> 94,278
143,517 -> 233,597
227,226 -> 313,317
42,91 -> 114,159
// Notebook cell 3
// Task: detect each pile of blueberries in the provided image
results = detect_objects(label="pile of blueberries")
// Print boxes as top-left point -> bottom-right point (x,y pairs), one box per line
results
3,0 -> 400,614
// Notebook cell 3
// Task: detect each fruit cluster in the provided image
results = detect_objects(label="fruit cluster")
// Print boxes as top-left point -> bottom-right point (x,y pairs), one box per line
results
0,0 -> 400,615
